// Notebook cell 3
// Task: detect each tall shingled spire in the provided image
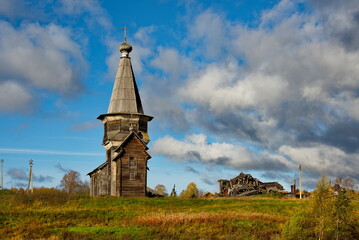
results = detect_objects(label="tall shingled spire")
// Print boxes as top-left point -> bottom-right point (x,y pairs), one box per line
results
107,41 -> 144,114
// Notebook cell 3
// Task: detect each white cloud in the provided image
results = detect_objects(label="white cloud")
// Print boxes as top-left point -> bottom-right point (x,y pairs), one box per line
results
146,1 -> 359,187
279,144 -> 359,178
187,9 -> 229,59
309,0 -> 359,51
0,21 -> 87,112
167,1 -> 359,153
0,0 -> 44,20
152,134 -> 359,186
0,81 -> 32,112
181,62 -> 288,114
58,0 -> 112,30
134,26 -> 157,45
152,134 -> 295,171
0,21 -> 86,92
151,47 -> 193,77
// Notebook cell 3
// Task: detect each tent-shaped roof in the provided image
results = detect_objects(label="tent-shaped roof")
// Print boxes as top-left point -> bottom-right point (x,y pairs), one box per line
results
107,41 -> 144,114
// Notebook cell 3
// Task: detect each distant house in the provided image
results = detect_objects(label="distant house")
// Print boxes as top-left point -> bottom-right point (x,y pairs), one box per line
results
201,192 -> 214,198
259,182 -> 284,192
88,40 -> 153,197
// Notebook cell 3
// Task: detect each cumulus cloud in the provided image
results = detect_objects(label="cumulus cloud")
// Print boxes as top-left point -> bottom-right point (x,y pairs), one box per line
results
308,0 -> 359,51
0,21 -> 87,112
181,63 -> 288,113
146,1 -> 359,186
279,144 -> 359,178
152,134 -> 295,171
0,0 -> 45,20
0,81 -> 33,113
187,9 -> 230,59
161,0 -> 359,156
0,21 -> 86,92
58,0 -> 112,30
122,1 -> 359,188
151,47 -> 194,77
152,134 -> 359,188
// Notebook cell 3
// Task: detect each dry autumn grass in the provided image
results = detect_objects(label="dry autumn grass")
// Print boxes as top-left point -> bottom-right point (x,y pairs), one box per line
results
1,189 -> 358,240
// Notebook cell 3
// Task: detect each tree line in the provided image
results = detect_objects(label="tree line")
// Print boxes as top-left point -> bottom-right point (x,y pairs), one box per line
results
282,174 -> 358,240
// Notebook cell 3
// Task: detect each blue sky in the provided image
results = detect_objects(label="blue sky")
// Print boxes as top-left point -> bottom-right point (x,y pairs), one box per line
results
1,0 -> 359,193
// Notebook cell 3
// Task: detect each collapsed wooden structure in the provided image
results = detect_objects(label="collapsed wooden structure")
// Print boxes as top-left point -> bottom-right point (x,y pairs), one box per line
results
218,172 -> 284,196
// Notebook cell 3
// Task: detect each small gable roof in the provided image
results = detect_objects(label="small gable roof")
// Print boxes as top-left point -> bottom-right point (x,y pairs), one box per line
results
113,131 -> 151,160
87,161 -> 108,176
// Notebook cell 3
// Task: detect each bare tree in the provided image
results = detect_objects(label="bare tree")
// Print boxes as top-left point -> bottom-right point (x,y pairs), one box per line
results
60,170 -> 87,193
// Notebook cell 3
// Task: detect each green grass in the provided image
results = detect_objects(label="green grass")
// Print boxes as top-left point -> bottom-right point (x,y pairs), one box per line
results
1,189 -> 358,240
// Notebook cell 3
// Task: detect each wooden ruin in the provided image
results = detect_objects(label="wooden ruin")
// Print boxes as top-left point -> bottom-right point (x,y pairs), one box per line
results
218,172 -> 284,196
88,40 -> 153,197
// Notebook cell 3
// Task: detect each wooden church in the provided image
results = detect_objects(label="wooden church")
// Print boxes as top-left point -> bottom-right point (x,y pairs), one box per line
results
88,39 -> 153,197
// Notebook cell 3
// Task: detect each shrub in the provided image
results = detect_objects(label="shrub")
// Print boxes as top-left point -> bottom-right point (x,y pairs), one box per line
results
281,209 -> 315,240
180,182 -> 199,198
154,184 -> 167,196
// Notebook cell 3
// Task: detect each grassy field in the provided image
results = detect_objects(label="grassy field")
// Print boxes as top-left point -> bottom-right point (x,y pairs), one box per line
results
0,189 -> 357,240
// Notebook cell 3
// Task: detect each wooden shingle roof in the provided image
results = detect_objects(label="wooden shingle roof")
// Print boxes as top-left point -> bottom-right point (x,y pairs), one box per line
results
113,131 -> 151,160
107,42 -> 144,114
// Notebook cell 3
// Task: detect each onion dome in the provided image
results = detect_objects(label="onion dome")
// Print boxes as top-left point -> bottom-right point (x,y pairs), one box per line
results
119,42 -> 132,57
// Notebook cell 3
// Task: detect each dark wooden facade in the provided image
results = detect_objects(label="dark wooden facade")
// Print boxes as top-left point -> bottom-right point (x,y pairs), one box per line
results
114,132 -> 150,197
89,131 -> 150,197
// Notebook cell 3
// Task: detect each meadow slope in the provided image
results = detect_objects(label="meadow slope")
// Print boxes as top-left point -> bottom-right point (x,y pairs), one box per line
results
1,189 -> 357,240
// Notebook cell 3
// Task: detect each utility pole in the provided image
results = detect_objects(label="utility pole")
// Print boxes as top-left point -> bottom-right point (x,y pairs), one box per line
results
0,159 -> 4,190
299,165 -> 302,199
27,159 -> 33,193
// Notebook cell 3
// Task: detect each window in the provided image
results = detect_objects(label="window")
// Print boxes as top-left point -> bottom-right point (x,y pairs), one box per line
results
129,156 -> 137,180
129,156 -> 137,168
129,171 -> 137,180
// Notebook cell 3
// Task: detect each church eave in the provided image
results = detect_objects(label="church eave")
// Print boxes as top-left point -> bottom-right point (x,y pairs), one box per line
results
87,161 -> 108,176
97,112 -> 153,121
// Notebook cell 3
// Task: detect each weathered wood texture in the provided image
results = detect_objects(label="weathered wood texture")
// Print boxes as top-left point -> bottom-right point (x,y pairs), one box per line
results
116,136 -> 148,197
90,164 -> 109,196
103,116 -> 149,145
89,133 -> 149,197
218,172 -> 284,196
